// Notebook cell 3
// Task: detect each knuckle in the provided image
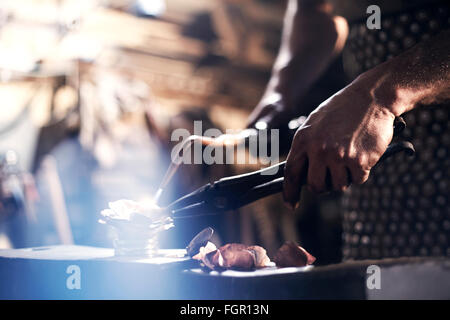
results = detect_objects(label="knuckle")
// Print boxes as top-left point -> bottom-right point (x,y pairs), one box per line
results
350,154 -> 367,171
331,146 -> 346,162
342,147 -> 353,161
310,142 -> 327,156
360,171 -> 370,183
355,155 -> 366,167
352,169 -> 370,184
335,148 -> 346,161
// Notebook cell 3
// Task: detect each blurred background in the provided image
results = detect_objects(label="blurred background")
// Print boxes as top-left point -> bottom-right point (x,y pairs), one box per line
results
0,0 -> 342,265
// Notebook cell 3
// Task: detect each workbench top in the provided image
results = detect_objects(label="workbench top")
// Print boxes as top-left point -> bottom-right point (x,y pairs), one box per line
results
0,245 -> 448,299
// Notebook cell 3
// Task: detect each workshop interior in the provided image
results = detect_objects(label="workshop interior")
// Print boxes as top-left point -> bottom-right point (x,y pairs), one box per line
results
0,0 -> 448,301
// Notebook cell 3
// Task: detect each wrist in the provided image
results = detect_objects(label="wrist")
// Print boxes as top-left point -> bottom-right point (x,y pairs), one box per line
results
354,62 -> 412,117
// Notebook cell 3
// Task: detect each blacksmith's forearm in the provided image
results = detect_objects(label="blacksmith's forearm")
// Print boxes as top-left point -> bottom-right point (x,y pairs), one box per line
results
368,30 -> 450,117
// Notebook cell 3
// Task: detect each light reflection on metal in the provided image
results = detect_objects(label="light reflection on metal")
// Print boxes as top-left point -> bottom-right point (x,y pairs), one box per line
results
99,199 -> 173,257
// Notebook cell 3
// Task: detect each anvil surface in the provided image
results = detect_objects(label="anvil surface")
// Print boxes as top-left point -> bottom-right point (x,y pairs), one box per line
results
0,245 -> 448,299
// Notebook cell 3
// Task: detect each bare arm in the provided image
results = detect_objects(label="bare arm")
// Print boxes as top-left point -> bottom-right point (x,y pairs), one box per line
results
283,29 -> 450,207
247,0 -> 348,128
371,29 -> 450,116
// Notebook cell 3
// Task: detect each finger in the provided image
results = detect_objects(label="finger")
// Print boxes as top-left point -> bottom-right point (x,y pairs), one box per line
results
328,163 -> 350,191
283,154 -> 307,209
307,156 -> 327,193
348,165 -> 370,184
